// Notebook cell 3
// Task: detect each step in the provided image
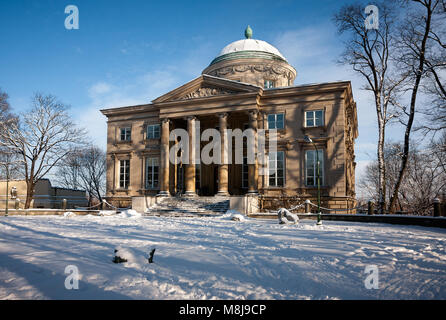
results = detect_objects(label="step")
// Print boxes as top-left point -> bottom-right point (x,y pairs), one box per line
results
145,196 -> 230,217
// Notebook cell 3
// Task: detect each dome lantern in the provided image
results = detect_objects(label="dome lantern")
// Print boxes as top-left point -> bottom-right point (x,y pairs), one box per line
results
245,25 -> 253,39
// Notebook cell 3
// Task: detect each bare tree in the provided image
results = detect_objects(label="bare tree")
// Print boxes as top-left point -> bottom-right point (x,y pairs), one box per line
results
0,93 -> 86,208
430,131 -> 446,176
56,151 -> 83,191
358,143 -> 403,207
0,89 -> 15,144
334,1 -> 404,214
388,0 -> 444,212
56,146 -> 106,206
0,88 -> 13,122
359,141 -> 446,214
0,148 -> 22,180
0,147 -> 23,213
0,89 -> 21,200
79,146 -> 106,205
420,1 -> 446,132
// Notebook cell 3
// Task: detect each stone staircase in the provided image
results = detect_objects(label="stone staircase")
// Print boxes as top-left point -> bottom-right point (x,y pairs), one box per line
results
145,196 -> 230,217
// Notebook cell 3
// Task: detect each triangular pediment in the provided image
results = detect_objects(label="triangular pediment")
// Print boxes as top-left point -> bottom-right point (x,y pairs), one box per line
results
152,74 -> 261,103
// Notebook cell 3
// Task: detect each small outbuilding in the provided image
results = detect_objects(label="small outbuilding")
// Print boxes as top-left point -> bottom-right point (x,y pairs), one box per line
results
0,179 -> 88,209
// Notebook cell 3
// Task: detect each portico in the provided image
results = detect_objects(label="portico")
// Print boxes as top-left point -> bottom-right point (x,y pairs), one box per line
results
157,107 -> 260,197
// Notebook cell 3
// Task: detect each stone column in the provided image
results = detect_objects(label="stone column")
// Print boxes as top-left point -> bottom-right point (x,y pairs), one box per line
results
217,113 -> 229,196
184,116 -> 197,197
248,110 -> 258,194
159,118 -> 170,196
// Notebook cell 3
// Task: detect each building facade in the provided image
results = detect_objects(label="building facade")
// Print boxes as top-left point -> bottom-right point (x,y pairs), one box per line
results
101,27 -> 358,212
0,179 -> 88,209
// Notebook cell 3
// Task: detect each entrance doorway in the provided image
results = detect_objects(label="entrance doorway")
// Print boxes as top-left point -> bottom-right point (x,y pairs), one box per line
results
175,165 -> 184,195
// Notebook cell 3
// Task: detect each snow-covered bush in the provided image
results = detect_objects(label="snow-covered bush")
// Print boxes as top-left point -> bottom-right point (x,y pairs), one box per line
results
231,214 -> 246,222
113,246 -> 136,263
277,208 -> 299,224
113,246 -> 156,264
98,210 -> 116,216
118,209 -> 142,218
63,211 -> 76,218
225,210 -> 246,222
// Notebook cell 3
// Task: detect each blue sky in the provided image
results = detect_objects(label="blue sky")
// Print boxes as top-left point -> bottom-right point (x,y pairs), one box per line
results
0,0 -> 408,192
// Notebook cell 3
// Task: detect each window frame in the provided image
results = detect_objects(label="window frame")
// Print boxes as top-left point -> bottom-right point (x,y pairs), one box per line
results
264,79 -> 275,89
267,113 -> 285,130
145,157 -> 159,189
268,151 -> 285,187
146,124 -> 160,140
120,127 -> 132,142
305,149 -> 324,186
305,110 -> 324,128
119,159 -> 130,189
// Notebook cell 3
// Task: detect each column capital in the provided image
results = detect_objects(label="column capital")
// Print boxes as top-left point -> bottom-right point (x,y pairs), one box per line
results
185,115 -> 197,121
161,118 -> 170,124
218,112 -> 228,118
248,110 -> 259,117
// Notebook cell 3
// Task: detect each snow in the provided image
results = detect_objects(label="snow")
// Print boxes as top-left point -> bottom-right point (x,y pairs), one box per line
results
277,208 -> 299,224
230,214 -> 246,222
0,215 -> 445,299
98,210 -> 117,216
224,210 -> 246,222
113,246 -> 146,265
63,212 -> 76,218
117,209 -> 142,218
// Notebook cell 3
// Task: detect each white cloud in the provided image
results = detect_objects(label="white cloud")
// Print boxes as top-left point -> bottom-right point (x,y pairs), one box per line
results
274,26 -> 334,66
88,82 -> 112,96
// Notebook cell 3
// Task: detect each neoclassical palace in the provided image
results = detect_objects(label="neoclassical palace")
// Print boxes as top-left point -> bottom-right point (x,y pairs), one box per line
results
101,27 -> 358,212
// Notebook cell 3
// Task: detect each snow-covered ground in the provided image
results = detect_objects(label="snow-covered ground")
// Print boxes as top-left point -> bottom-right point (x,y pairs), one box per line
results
0,213 -> 445,299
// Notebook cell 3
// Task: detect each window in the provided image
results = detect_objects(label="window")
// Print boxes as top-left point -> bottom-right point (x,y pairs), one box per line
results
119,160 -> 130,189
146,124 -> 160,139
268,151 -> 285,187
145,158 -> 159,189
242,156 -> 248,188
267,113 -> 285,130
305,110 -> 324,127
120,127 -> 131,141
305,150 -> 324,186
264,80 -> 275,88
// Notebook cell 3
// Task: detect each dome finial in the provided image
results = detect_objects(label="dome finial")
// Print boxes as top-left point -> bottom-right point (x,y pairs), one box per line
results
245,25 -> 252,39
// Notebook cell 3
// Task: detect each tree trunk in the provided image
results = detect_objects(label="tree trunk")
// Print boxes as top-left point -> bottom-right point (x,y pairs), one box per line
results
388,1 -> 433,213
25,180 -> 35,209
376,94 -> 387,214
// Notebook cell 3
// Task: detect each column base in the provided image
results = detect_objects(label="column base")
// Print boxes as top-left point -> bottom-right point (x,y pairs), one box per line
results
216,191 -> 230,197
184,191 -> 197,197
246,190 -> 258,195
157,191 -> 170,197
